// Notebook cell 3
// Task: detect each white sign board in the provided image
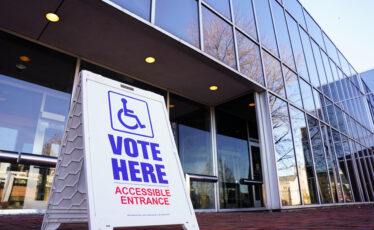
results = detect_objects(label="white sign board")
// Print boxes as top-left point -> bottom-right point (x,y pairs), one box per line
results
42,71 -> 199,230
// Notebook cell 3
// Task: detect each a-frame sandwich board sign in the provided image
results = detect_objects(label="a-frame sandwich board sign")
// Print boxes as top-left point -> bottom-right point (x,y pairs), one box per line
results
42,70 -> 199,230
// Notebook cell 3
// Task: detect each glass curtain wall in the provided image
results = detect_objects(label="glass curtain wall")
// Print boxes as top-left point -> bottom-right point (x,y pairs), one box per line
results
104,0 -> 374,204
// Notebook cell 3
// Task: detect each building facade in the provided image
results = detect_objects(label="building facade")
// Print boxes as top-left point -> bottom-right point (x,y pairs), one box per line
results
0,0 -> 373,214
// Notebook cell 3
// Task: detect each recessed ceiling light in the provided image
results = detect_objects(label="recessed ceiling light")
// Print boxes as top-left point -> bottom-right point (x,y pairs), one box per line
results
46,13 -> 60,22
19,56 -> 30,62
169,104 -> 175,108
209,85 -> 218,91
145,57 -> 156,63
16,64 -> 26,70
249,103 -> 255,107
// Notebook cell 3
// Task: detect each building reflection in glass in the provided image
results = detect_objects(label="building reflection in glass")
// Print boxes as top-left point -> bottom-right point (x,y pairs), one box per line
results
0,163 -> 54,209
269,94 -> 301,206
0,75 -> 70,157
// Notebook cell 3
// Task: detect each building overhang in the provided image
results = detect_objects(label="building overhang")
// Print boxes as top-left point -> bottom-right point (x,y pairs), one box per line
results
0,0 -> 264,106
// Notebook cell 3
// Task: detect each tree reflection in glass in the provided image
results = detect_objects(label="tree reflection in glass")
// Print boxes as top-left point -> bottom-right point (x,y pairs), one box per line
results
289,106 -> 318,204
271,0 -> 295,69
283,66 -> 303,108
262,50 -> 285,97
202,7 -> 236,69
268,94 -> 301,206
232,0 -> 257,40
236,31 -> 264,85
307,115 -> 332,203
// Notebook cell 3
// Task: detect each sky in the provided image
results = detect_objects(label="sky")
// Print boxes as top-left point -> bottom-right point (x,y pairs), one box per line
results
299,0 -> 374,73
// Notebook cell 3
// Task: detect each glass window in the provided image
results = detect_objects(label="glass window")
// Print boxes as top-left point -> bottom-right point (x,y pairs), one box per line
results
169,94 -> 212,175
190,181 -> 215,209
202,7 -> 236,69
0,31 -> 76,157
156,0 -> 199,48
336,70 -> 345,104
289,106 -> 318,204
216,93 -> 262,209
320,95 -> 329,123
286,14 -> 308,79
262,50 -> 285,97
268,94 -> 301,206
271,0 -> 295,69
325,98 -> 338,129
334,106 -> 346,133
313,89 -> 323,120
254,0 -> 278,56
0,163 -> 54,209
323,33 -> 339,66
284,0 -> 306,28
108,0 -> 151,21
329,60 -> 340,102
311,41 -> 330,96
236,31 -> 264,85
321,52 -> 336,100
283,66 -> 303,108
232,0 -> 257,39
304,12 -> 324,49
307,115 -> 332,203
351,142 -> 368,201
299,28 -> 320,87
204,0 -> 231,20
321,125 -> 342,203
338,51 -> 350,77
0,76 -> 70,156
338,135 -> 353,202
299,79 -> 316,115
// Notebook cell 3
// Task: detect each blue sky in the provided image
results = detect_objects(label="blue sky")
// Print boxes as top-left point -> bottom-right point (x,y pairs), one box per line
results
299,0 -> 374,73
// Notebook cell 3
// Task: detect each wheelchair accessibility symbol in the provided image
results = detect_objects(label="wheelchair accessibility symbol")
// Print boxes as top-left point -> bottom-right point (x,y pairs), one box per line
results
118,98 -> 146,130
108,91 -> 154,138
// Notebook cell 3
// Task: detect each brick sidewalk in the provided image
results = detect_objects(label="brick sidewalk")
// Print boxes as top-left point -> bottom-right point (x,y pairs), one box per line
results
1,205 -> 374,229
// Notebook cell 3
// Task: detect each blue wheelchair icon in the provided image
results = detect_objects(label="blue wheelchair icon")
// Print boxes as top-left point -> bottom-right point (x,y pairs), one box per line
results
117,98 -> 146,130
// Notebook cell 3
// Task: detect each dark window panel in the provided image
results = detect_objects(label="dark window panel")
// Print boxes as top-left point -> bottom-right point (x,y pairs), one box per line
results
169,93 -> 213,175
216,93 -> 262,208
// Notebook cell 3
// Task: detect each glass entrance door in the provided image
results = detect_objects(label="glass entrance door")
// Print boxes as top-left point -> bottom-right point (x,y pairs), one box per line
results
215,93 -> 264,209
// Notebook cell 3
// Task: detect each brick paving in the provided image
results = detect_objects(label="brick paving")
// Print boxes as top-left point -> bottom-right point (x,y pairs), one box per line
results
0,205 -> 374,229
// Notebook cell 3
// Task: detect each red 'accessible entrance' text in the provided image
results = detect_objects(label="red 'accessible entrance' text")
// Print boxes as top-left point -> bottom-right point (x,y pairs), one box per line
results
115,186 -> 171,206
